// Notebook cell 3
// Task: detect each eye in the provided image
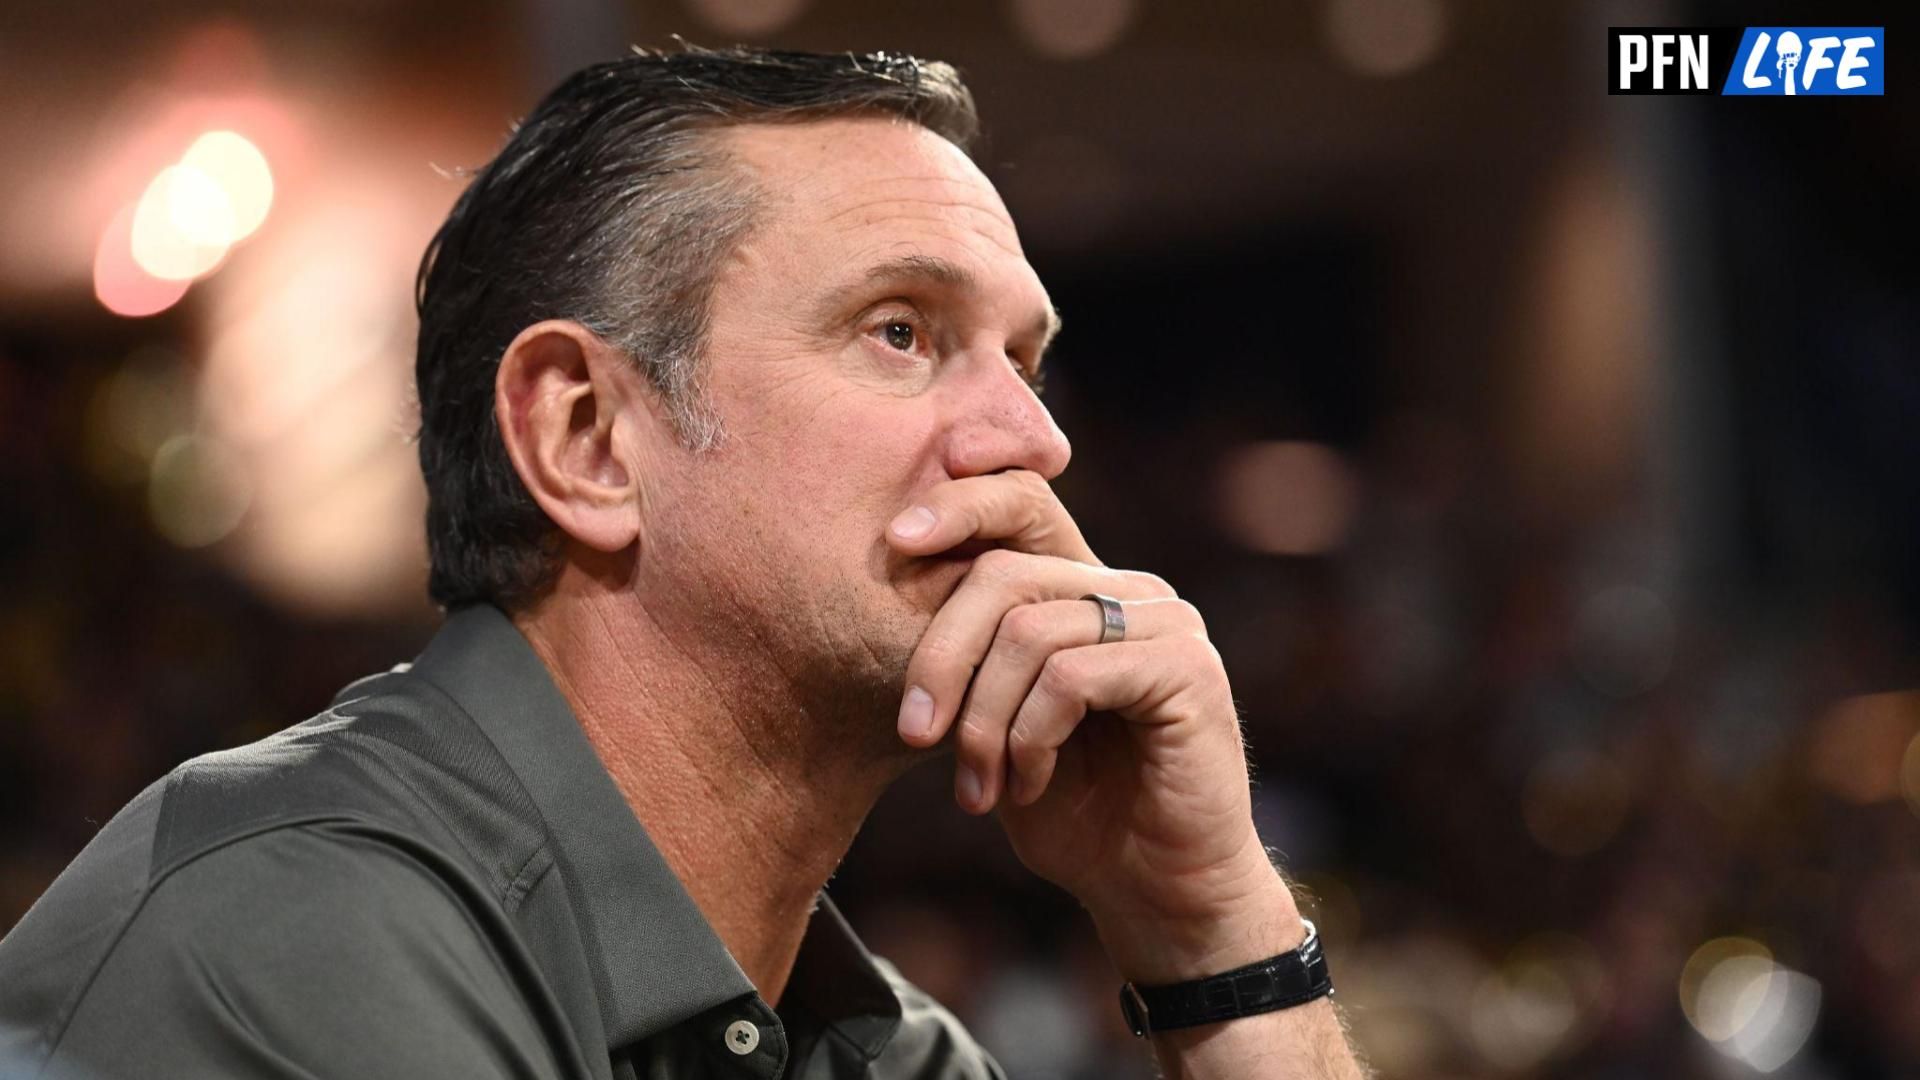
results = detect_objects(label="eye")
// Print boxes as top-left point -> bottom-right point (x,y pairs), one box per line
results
882,320 -> 918,352
868,309 -> 932,358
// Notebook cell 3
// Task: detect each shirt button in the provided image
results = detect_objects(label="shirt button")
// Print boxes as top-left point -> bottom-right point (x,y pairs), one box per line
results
724,1019 -> 760,1056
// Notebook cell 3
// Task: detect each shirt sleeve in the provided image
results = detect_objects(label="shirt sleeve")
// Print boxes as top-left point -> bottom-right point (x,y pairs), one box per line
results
41,823 -> 566,1080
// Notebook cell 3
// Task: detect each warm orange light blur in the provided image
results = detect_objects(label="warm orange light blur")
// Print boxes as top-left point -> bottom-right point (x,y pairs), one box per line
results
198,164 -> 440,617
1903,733 -> 1920,818
130,165 -> 232,281
1680,937 -> 1774,1042
1810,691 -> 1920,804
1011,0 -> 1137,60
180,130 -> 273,241
685,0 -> 809,36
1216,440 -> 1360,556
95,127 -> 277,315
1679,937 -> 1822,1071
1325,0 -> 1449,77
93,203 -> 191,317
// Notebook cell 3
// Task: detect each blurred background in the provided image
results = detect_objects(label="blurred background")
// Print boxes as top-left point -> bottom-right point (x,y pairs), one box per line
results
2,1 -> 1915,1077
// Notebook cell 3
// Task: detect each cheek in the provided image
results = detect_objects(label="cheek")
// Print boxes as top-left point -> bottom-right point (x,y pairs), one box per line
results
702,359 -> 945,543
743,371 -> 936,472
801,398 -> 942,505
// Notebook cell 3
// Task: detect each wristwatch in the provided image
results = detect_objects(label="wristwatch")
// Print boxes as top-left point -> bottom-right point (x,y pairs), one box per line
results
1118,919 -> 1333,1037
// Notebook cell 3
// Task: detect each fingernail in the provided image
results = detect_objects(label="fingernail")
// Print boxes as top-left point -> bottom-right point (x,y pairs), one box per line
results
897,686 -> 934,741
890,506 -> 937,540
956,764 -> 983,810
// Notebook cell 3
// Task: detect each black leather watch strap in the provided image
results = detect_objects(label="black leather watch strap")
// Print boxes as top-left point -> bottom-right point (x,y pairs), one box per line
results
1118,919 -> 1332,1037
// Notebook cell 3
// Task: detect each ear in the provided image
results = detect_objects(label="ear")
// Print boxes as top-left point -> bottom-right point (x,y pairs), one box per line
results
494,320 -> 649,556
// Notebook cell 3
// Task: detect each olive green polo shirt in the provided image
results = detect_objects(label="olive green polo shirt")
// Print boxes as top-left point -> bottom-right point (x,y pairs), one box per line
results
0,605 -> 1004,1079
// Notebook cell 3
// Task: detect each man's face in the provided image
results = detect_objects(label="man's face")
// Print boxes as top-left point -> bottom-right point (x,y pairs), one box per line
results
631,115 -> 1071,733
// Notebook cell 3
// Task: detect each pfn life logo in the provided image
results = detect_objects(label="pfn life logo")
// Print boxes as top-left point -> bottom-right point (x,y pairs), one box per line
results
1723,28 -> 1882,95
1609,27 -> 1884,95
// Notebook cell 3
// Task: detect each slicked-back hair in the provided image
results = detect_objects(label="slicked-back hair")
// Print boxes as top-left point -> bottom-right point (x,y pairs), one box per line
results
414,45 -> 980,612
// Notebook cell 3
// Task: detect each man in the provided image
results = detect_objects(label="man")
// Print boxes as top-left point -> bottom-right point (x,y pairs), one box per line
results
0,46 -> 1367,1079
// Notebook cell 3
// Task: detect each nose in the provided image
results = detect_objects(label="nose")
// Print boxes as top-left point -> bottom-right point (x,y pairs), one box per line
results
941,351 -> 1072,482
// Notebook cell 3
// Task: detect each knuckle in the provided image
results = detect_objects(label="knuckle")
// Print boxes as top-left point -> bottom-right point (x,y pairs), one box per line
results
1005,717 -> 1036,757
1170,598 -> 1207,632
1015,472 -> 1056,519
1138,571 -> 1179,599
1038,651 -> 1080,693
1183,634 -> 1224,668
974,546 -> 1024,579
967,541 -> 1029,584
1006,732 -> 1045,780
998,605 -> 1049,650
955,710 -> 998,754
915,632 -> 965,671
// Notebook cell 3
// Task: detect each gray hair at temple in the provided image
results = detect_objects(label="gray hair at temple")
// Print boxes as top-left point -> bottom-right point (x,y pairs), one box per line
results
413,44 -> 980,613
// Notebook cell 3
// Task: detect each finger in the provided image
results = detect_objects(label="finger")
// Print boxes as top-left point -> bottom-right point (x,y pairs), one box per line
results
895,549 -> 1175,750
1004,635 -> 1221,808
887,470 -> 1099,565
954,597 -> 1203,813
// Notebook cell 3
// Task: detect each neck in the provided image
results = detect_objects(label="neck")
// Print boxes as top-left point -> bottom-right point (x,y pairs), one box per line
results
512,571 -> 909,1005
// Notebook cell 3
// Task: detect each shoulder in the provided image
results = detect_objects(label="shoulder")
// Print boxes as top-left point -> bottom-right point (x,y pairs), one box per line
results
147,667 -> 545,898
26,822 -> 562,1079
1,673 -> 556,1077
114,821 -> 522,992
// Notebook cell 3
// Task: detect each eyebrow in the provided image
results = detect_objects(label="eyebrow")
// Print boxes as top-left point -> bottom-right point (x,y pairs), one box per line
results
826,254 -> 1063,361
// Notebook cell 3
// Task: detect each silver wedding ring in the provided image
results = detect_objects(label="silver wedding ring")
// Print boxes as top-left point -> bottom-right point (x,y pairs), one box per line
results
1081,593 -> 1126,645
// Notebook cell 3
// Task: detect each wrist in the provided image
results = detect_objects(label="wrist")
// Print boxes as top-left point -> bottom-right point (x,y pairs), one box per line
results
1087,858 -> 1305,984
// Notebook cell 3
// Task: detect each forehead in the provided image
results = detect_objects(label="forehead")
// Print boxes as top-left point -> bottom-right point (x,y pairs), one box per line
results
716,116 -> 1031,276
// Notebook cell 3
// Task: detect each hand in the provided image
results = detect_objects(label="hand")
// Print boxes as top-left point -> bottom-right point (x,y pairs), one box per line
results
889,471 -> 1296,977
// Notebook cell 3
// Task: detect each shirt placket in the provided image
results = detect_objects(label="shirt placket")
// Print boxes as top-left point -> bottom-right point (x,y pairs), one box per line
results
700,997 -> 790,1079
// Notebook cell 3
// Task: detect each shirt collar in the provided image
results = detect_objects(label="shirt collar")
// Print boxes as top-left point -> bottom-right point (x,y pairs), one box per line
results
406,604 -> 903,1056
785,897 -> 907,1058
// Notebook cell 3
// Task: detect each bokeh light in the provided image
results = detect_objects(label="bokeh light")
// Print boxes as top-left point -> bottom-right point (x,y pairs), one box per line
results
198,170 -> 433,616
83,349 -> 196,483
92,203 -> 191,317
1468,945 -> 1584,1071
1680,937 -> 1823,1072
179,131 -> 273,242
683,0 -> 810,37
96,128 -> 275,314
148,432 -> 252,548
130,165 -> 232,281
1010,0 -> 1136,61
1811,691 -> 1920,804
161,162 -> 237,247
1216,441 -> 1359,556
1324,0 -> 1448,77
1681,937 -> 1774,1041
1902,732 -> 1920,817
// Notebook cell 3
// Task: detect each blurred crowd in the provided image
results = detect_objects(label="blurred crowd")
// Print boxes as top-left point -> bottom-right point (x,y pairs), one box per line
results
3,2 -> 1916,1078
